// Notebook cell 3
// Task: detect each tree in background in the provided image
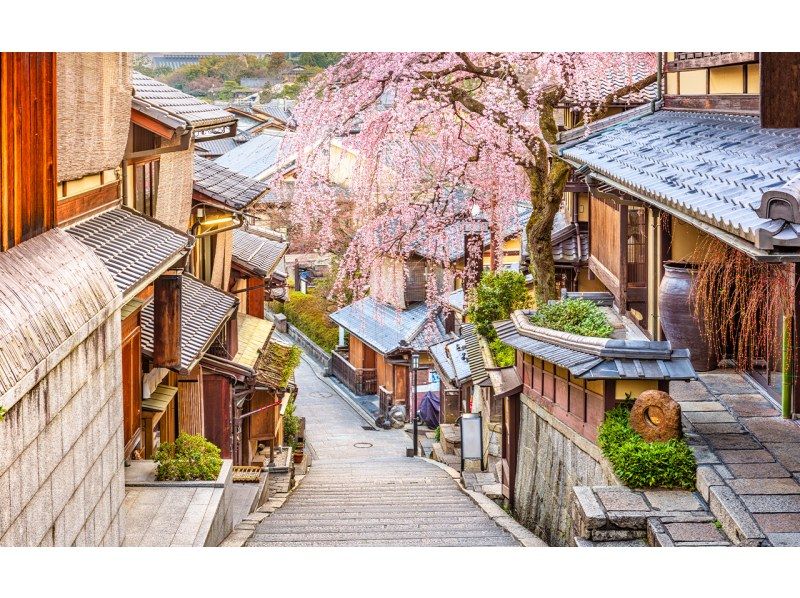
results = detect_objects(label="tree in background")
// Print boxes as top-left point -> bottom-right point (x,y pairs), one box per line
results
466,271 -> 531,366
284,53 -> 656,306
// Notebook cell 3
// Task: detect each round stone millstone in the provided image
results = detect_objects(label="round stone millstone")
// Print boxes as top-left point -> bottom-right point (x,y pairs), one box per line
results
629,390 -> 682,442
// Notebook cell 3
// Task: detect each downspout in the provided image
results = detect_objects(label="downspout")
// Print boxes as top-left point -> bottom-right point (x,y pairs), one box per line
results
656,52 -> 663,106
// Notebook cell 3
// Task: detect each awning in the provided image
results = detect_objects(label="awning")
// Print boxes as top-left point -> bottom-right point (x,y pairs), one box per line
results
255,340 -> 299,391
232,226 -> 289,279
234,314 -> 274,369
142,384 -> 177,412
140,274 -> 238,374
66,207 -> 192,299
193,155 -> 269,212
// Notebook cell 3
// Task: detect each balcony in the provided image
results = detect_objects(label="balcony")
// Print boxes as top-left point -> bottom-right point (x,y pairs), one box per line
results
330,348 -> 377,395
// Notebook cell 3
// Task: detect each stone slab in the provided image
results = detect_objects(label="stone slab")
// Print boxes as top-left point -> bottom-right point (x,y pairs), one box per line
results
684,411 -> 738,424
696,466 -> 725,503
719,394 -> 781,418
727,478 -> 800,495
743,418 -> 800,443
763,443 -> 800,472
753,513 -> 800,533
708,485 -> 765,546
725,462 -> 791,479
664,521 -> 727,542
679,402 -> 726,412
766,532 -> 800,547
595,489 -> 648,511
717,449 -> 775,464
571,486 -> 607,535
740,494 -> 800,514
669,380 -> 714,402
691,445 -> 721,464
699,373 -> 758,395
703,434 -> 763,451
644,490 -> 704,512
692,423 -> 747,435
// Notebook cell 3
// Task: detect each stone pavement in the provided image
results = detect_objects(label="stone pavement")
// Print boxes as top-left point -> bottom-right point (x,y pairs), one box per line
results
671,371 -> 800,547
246,351 -> 521,547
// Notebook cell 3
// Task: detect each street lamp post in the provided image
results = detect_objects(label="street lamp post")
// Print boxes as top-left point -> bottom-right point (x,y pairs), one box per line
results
410,352 -> 420,457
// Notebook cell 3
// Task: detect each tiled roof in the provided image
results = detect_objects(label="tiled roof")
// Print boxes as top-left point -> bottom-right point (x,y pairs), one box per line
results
214,131 -> 285,179
233,313 -> 273,369
330,296 -> 450,355
430,337 -> 472,385
560,109 -> 800,252
494,310 -> 696,381
551,227 -> 589,265
195,130 -> 255,157
232,226 -> 289,278
255,339 -> 299,390
562,61 -> 656,106
253,100 -> 293,124
140,274 -> 238,373
193,155 -> 269,210
461,323 -> 487,384
132,71 -> 237,130
66,207 -> 191,297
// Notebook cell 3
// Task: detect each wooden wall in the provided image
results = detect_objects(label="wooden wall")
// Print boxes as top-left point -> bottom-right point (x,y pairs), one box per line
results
588,195 -> 621,299
177,365 -> 204,436
0,53 -> 57,251
121,309 -> 142,459
203,374 -> 233,459
246,275 -> 265,319
349,335 -> 376,369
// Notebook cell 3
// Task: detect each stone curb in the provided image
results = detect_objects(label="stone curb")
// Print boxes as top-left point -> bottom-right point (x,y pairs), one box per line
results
219,469 -> 309,547
420,457 -> 548,547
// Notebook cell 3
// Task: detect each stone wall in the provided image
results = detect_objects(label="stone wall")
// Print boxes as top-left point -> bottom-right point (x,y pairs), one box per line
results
0,315 -> 124,546
513,394 -> 619,546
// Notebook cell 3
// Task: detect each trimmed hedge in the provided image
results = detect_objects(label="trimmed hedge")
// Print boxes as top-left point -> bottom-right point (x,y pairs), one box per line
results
598,406 -> 696,490
529,298 -> 613,338
273,290 -> 339,352
153,433 -> 222,482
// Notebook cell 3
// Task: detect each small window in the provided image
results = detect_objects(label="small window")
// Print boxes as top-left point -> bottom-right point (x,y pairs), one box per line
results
132,159 -> 159,217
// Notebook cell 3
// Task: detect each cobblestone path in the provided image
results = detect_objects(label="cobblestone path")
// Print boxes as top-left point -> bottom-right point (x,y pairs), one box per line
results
247,351 -> 520,547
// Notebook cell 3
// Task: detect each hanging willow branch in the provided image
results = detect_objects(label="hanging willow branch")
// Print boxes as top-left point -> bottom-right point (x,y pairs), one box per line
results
690,237 -> 794,371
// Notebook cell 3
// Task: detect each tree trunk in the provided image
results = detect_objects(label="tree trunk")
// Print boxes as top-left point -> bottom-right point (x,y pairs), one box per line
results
525,158 -> 571,307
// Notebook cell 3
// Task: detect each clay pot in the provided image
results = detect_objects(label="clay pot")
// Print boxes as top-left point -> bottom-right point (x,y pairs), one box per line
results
658,261 -> 717,371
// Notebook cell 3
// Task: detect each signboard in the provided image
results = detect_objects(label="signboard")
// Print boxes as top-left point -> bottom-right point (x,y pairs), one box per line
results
460,412 -> 483,467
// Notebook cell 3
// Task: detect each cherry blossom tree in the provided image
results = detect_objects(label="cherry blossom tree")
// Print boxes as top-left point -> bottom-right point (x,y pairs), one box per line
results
283,52 -> 656,306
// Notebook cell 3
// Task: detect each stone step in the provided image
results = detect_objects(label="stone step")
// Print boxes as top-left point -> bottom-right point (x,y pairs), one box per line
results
574,537 -> 648,547
261,513 -> 492,523
250,529 -> 513,542
247,536 -> 519,547
253,521 -> 509,534
707,485 -> 767,546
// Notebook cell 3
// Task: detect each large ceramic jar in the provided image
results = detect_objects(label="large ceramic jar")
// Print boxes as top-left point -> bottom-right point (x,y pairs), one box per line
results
658,261 -> 717,371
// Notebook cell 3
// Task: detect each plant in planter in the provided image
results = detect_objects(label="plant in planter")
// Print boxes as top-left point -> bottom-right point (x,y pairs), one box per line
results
528,298 -> 613,338
153,433 -> 222,482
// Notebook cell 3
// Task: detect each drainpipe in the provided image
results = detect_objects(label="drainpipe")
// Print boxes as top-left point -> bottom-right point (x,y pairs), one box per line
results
655,52 -> 663,108
782,314 -> 792,419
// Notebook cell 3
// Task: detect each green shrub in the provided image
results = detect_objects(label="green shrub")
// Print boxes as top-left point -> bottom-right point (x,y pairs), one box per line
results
529,298 -> 613,338
0,405 -> 6,421
283,398 -> 300,449
489,338 -> 515,367
153,433 -> 222,481
466,271 -> 532,341
434,426 -> 441,442
598,406 -> 696,490
273,290 -> 339,352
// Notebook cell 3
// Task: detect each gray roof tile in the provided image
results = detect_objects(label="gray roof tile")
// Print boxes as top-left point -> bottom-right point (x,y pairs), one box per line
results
232,227 -> 289,278
193,155 -> 269,210
132,71 -> 237,130
140,274 -> 237,373
214,131 -> 285,179
66,207 -> 191,296
330,296 -> 449,355
560,109 -> 800,251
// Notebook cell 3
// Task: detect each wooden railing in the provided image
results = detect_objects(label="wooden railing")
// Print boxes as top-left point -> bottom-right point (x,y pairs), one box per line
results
330,349 -> 377,395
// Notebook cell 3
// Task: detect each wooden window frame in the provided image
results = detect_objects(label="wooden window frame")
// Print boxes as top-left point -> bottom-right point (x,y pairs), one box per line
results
131,156 -> 160,218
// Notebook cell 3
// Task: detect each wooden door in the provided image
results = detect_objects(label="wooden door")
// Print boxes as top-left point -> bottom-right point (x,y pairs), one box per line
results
121,320 -> 142,459
203,374 -> 233,459
501,393 -> 520,505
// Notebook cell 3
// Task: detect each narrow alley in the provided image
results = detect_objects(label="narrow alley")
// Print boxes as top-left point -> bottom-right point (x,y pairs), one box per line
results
246,351 -> 521,547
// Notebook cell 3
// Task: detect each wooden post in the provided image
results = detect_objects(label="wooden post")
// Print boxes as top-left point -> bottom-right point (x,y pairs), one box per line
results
618,205 -> 629,315
153,273 -> 182,369
760,53 -> 800,128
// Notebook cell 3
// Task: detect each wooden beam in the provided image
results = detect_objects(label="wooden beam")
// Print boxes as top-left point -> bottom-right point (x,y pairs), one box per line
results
619,205 -> 628,315
760,52 -> 800,128
130,108 -> 176,140
663,94 -> 759,115
56,180 -> 120,226
666,52 -> 758,72
153,273 -> 182,369
588,256 -> 621,300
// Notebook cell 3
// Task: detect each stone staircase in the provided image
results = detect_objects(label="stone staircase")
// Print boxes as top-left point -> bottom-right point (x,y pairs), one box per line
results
246,456 -> 520,547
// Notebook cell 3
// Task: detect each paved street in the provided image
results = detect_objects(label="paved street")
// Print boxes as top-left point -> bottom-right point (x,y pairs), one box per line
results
247,351 -> 520,547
